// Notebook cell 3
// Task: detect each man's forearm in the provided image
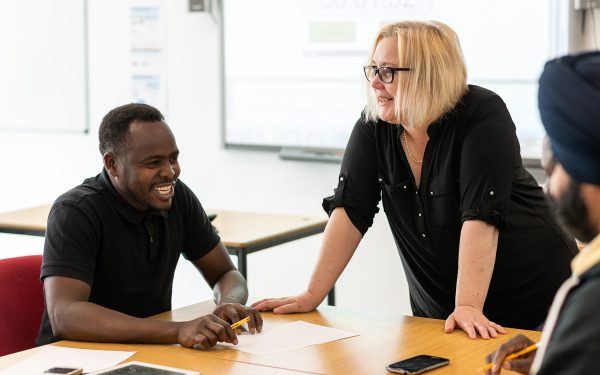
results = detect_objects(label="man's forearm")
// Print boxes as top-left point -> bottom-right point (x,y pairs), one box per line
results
213,269 -> 248,305
50,301 -> 181,344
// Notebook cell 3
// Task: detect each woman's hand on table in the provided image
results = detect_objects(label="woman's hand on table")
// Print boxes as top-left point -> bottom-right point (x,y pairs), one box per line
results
445,305 -> 506,339
251,290 -> 320,314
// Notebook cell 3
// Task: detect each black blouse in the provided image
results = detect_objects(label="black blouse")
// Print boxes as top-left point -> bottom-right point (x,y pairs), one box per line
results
323,85 -> 577,329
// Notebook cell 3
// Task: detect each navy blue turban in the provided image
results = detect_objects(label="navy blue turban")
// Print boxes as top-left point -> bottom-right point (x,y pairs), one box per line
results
538,51 -> 600,185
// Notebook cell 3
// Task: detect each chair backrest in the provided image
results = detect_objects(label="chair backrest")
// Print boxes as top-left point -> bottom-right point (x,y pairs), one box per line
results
0,255 -> 44,356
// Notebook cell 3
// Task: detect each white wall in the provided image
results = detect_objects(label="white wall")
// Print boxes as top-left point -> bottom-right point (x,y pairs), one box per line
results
580,8 -> 600,50
0,0 -> 410,315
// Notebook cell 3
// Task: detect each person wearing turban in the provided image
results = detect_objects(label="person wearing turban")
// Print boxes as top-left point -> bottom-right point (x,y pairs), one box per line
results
484,51 -> 600,374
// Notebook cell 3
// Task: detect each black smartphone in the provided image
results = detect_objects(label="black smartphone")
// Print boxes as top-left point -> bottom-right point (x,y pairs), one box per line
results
386,355 -> 449,374
44,367 -> 83,375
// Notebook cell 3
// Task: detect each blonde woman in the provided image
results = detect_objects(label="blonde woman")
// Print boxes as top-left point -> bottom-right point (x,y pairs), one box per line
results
253,21 -> 577,337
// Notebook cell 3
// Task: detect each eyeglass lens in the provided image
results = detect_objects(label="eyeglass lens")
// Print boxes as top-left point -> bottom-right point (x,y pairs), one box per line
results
364,66 -> 393,84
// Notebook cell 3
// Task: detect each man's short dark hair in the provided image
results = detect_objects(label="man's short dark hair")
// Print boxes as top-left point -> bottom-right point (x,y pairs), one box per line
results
98,103 -> 165,155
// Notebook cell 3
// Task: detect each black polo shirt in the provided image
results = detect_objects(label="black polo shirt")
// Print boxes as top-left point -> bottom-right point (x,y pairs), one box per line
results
36,169 -> 220,345
323,85 -> 577,329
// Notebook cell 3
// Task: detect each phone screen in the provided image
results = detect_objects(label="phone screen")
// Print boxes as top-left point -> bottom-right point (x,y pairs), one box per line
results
386,355 -> 449,374
44,367 -> 82,374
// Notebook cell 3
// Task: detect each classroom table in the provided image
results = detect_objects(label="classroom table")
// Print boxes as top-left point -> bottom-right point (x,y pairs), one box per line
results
0,300 -> 542,375
0,346 -> 312,375
0,205 -> 48,236
0,204 -> 336,304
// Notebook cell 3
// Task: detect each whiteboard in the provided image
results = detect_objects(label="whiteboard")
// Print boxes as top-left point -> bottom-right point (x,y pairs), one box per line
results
222,0 -> 567,159
0,0 -> 87,132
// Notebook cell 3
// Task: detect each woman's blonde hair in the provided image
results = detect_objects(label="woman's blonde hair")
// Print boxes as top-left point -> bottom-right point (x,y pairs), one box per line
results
364,20 -> 467,128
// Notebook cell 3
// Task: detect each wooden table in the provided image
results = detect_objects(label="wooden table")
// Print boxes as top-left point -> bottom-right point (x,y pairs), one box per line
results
0,205 -> 335,304
0,345 -> 313,374
0,301 -> 542,375
0,205 -> 48,236
209,210 -> 326,281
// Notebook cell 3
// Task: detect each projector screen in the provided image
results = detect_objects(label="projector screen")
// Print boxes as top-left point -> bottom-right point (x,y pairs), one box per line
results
222,0 -> 567,159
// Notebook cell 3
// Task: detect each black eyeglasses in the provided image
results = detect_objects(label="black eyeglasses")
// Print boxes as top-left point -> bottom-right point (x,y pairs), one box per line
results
363,65 -> 411,84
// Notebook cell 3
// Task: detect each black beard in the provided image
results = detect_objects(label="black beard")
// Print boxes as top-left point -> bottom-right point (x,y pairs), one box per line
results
548,179 -> 598,244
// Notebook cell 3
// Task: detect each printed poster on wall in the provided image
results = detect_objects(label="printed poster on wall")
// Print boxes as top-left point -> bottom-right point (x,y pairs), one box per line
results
130,1 -> 167,113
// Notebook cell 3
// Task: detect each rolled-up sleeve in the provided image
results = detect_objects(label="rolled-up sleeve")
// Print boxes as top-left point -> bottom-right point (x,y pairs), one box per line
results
322,115 -> 381,235
179,181 -> 221,261
459,94 -> 518,228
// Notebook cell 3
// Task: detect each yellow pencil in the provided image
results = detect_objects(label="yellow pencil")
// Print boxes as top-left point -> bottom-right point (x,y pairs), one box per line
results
477,343 -> 538,373
230,316 -> 250,329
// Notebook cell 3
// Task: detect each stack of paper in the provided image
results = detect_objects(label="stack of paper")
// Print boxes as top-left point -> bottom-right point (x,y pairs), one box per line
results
0,346 -> 135,375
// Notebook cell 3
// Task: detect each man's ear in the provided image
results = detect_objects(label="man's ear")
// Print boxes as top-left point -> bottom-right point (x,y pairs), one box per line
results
581,183 -> 600,230
103,152 -> 118,176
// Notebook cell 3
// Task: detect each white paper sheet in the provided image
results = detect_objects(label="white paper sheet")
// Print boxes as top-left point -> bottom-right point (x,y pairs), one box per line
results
0,346 -> 135,375
219,320 -> 358,355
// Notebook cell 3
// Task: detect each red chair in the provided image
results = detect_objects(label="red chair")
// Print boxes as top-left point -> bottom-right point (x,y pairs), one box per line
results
0,255 -> 44,356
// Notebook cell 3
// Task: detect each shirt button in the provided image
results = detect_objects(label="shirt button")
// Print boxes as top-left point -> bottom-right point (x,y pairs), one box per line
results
339,177 -> 344,181
418,213 -> 422,217
490,190 -> 495,196
403,185 -> 407,190
421,233 -> 426,238
150,236 -> 154,243
378,178 -> 382,182
430,191 -> 434,196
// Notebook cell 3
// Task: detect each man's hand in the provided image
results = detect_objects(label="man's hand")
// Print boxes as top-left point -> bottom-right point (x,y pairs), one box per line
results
213,303 -> 263,334
484,334 -> 536,374
177,314 -> 237,349
251,290 -> 320,314
444,305 -> 506,339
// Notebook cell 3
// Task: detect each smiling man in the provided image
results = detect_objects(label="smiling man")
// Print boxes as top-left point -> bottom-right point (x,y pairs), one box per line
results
36,103 -> 262,349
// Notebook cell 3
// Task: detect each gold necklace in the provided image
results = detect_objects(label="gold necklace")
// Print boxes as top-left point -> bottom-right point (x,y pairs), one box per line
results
402,131 -> 423,163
